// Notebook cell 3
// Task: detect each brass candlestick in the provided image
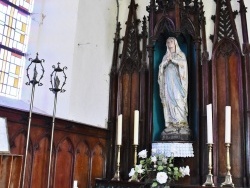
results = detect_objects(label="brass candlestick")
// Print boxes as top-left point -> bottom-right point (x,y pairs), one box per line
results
221,143 -> 234,187
203,143 -> 215,187
128,144 -> 139,182
112,145 -> 122,181
133,144 -> 138,167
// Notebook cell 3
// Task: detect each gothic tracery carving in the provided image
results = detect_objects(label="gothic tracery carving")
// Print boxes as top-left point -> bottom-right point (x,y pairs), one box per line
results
216,0 -> 236,42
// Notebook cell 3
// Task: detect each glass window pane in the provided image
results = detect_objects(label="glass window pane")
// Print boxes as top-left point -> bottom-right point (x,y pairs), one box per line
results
0,0 -> 33,98
10,87 -> 17,96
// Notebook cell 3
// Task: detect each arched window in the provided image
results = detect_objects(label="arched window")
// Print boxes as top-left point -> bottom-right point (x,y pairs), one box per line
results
0,0 -> 34,98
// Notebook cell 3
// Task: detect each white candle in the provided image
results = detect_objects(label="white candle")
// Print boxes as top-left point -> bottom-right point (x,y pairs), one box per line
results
134,110 -> 139,145
73,180 -> 78,188
206,104 -> 213,144
117,114 -> 123,145
225,106 -> 231,143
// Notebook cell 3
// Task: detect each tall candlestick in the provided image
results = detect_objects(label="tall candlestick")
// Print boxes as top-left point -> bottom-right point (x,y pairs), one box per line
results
117,114 -> 122,145
206,104 -> 213,144
225,106 -> 231,143
134,110 -> 139,145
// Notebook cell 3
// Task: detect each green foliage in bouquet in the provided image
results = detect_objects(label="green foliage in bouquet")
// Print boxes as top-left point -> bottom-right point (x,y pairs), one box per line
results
129,149 -> 190,187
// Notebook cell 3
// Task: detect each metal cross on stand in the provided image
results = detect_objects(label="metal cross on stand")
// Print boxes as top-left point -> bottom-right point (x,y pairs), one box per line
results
22,53 -> 45,188
47,62 -> 67,188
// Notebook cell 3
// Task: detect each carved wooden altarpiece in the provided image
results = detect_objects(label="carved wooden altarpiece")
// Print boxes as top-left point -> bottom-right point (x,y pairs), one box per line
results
106,0 -> 250,187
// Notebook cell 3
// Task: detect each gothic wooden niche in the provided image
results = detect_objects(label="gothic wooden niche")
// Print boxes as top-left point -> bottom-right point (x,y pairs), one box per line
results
147,0 -> 205,185
107,0 -> 206,184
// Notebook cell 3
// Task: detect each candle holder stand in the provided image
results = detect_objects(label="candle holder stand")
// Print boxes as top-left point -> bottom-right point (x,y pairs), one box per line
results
220,143 -> 234,187
47,63 -> 67,188
112,145 -> 122,181
22,53 -> 44,188
202,143 -> 215,187
133,144 -> 138,167
128,144 -> 139,182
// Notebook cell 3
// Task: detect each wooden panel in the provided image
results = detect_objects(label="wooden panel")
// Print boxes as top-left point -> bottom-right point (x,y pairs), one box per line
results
213,41 -> 244,185
121,73 -> 132,179
228,52 -> 243,178
31,137 -> 50,188
0,155 -> 12,187
54,138 -> 74,188
0,155 -> 22,188
9,155 -> 22,188
91,143 -> 105,187
74,141 -> 90,188
216,54 -> 227,176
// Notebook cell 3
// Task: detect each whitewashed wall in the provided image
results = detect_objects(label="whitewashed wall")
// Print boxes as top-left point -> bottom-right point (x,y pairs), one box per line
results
19,0 -> 250,128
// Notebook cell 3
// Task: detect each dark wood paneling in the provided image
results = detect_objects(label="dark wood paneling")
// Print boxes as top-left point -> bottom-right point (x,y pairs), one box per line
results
0,106 -> 109,188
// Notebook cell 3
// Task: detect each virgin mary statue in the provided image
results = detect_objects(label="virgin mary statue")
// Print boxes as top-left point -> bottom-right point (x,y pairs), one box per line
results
158,37 -> 190,140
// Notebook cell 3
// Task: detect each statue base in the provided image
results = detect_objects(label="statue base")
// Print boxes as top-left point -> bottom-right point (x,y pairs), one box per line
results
161,133 -> 190,141
161,126 -> 191,141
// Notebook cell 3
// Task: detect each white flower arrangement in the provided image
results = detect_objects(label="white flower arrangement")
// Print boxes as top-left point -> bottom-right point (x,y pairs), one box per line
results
129,149 -> 190,187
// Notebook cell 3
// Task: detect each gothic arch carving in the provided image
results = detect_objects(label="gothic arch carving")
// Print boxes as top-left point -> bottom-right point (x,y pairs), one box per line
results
213,38 -> 241,58
119,57 -> 139,74
9,128 -> 25,150
33,132 -> 50,151
153,16 -> 175,40
180,17 -> 195,37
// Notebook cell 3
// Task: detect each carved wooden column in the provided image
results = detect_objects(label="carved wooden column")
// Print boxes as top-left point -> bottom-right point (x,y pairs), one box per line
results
146,0 -> 156,147
200,1 -> 211,183
239,0 -> 250,186
106,22 -> 121,179
139,16 -> 150,150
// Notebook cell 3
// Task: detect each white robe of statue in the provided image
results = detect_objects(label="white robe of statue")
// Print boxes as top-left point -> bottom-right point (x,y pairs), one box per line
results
158,37 -> 189,136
